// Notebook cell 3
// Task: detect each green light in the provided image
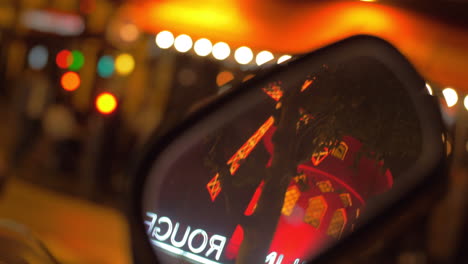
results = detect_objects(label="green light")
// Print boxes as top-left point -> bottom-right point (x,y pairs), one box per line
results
97,55 -> 114,78
69,50 -> 84,71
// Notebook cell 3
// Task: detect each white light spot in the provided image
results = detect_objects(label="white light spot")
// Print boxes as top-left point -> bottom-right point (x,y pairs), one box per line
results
234,46 -> 253,65
425,83 -> 433,95
464,95 -> 468,111
277,55 -> 292,64
442,88 -> 458,107
174,34 -> 193,53
212,42 -> 230,60
194,38 -> 212,57
155,31 -> 174,49
256,50 -> 274,66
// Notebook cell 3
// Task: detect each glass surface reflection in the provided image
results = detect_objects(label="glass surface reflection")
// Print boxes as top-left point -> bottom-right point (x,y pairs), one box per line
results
142,56 -> 422,264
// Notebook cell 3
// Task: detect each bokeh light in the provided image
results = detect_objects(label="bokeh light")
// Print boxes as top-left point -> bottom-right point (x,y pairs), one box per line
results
120,23 -> 139,43
28,45 -> 48,70
425,83 -> 433,95
115,53 -> 135,75
234,46 -> 253,65
212,42 -> 230,60
97,55 -> 115,78
96,92 -> 118,114
174,34 -> 193,53
194,38 -> 212,57
177,68 -> 197,87
464,95 -> 468,111
442,88 -> 458,107
60,71 -> 80,91
56,49 -> 72,69
69,50 -> 85,71
216,71 -> 234,87
155,30 -> 174,49
256,50 -> 274,66
277,55 -> 292,64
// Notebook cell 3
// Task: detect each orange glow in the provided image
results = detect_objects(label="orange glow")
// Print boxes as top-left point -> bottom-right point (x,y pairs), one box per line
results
96,92 -> 118,114
262,84 -> 283,101
120,23 -> 139,42
128,1 -> 468,93
207,173 -> 222,201
60,72 -> 80,91
131,0 -> 249,42
216,71 -> 234,87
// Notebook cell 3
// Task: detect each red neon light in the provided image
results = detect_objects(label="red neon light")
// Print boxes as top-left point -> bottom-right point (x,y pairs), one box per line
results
298,164 -> 365,204
244,181 -> 264,216
225,225 -> 244,260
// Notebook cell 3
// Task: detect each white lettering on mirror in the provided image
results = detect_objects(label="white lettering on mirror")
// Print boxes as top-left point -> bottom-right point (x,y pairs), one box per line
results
145,212 -> 305,263
154,216 -> 172,241
188,229 -> 209,254
145,211 -> 227,262
171,222 -> 191,247
206,234 -> 227,260
144,212 -> 157,235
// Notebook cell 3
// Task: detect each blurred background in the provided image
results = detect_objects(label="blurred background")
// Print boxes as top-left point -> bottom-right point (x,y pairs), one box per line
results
0,0 -> 466,263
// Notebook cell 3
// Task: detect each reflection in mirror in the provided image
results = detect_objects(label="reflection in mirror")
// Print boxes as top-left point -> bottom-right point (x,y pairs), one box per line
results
142,56 -> 422,264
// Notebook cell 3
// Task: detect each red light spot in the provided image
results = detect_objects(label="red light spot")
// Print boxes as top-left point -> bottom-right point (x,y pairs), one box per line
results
61,72 -> 80,91
56,50 -> 72,69
96,92 -> 118,114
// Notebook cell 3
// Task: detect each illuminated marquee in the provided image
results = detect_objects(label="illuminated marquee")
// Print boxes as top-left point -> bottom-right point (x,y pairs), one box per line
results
145,212 -> 227,264
206,116 -> 275,201
226,116 -> 275,175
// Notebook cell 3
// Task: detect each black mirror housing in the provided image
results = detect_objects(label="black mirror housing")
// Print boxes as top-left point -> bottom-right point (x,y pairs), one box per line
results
129,35 -> 446,264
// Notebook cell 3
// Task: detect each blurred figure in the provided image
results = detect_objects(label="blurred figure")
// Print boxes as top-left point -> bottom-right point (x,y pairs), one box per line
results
9,69 -> 53,170
42,103 -> 80,173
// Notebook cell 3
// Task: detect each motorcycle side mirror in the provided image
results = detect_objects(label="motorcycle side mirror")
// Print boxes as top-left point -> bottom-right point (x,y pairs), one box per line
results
129,35 -> 446,264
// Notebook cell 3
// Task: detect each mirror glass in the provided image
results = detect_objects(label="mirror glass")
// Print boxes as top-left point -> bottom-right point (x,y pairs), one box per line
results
141,54 -> 422,264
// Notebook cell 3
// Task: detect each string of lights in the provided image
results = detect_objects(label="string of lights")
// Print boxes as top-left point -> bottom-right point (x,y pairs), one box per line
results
155,30 -> 292,66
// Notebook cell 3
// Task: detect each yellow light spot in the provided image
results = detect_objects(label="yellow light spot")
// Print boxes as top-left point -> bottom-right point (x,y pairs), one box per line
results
194,38 -> 212,57
256,50 -> 274,66
96,92 -> 118,114
155,30 -> 174,49
234,46 -> 253,65
212,42 -> 230,60
281,185 -> 301,216
442,88 -> 458,107
115,53 -> 135,76
174,34 -> 193,53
